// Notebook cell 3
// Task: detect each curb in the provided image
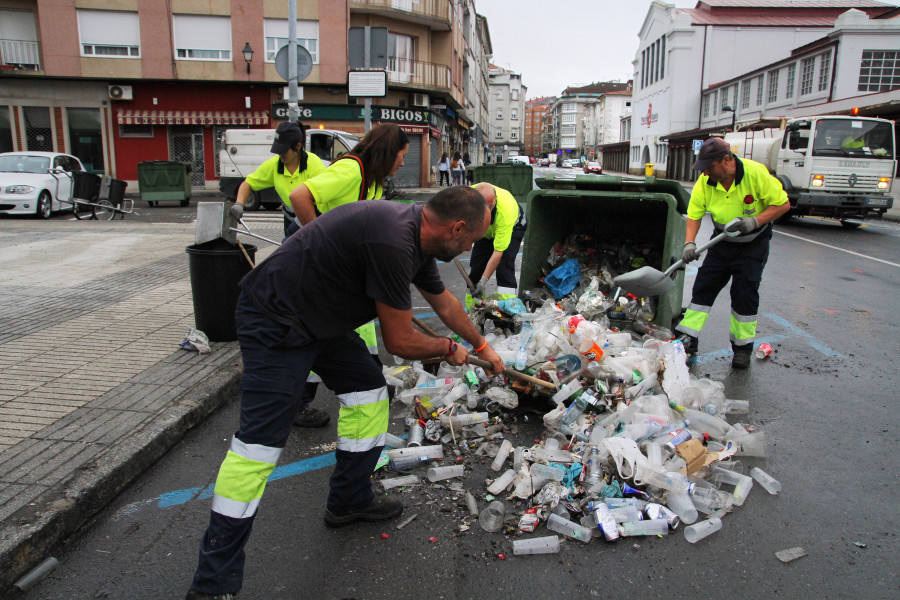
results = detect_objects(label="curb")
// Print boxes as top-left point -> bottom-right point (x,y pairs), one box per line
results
0,360 -> 242,595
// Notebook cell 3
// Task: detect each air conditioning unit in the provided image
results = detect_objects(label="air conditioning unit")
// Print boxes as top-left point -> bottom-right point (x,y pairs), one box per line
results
411,93 -> 429,107
108,85 -> 133,101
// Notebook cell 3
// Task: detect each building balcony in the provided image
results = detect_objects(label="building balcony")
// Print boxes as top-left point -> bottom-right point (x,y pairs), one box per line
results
0,39 -> 41,71
350,0 -> 450,30
388,57 -> 450,94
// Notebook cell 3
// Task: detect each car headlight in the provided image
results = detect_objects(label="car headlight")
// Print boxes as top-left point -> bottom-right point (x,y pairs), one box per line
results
877,177 -> 890,190
5,185 -> 35,194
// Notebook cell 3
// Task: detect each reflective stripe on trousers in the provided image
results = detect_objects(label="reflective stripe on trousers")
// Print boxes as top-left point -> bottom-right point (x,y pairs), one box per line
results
730,311 -> 757,347
336,386 -> 389,452
211,437 -> 282,519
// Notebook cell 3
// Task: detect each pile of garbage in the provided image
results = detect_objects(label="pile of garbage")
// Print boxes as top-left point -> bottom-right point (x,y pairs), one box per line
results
377,236 -> 779,554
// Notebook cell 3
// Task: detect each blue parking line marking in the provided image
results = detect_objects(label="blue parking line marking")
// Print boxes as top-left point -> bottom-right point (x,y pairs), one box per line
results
763,313 -> 844,357
691,334 -> 787,365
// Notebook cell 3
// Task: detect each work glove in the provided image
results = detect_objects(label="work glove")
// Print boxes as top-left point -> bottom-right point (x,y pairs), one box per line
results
229,202 -> 244,221
726,216 -> 758,235
472,277 -> 488,298
682,242 -> 699,264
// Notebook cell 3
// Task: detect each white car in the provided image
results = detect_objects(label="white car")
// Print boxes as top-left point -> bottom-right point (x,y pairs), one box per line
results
0,151 -> 88,218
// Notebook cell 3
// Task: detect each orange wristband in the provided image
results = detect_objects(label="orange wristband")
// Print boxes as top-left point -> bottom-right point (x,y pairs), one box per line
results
474,339 -> 488,352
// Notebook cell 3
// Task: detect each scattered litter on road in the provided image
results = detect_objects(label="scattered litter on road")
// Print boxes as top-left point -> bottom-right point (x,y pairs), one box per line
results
179,328 -> 211,354
853,541 -> 867,548
394,514 -> 418,530
379,235 -> 780,552
775,547 -> 808,563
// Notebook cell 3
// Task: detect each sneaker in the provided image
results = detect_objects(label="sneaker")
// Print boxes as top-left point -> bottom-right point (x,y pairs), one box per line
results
732,351 -> 751,369
185,590 -> 237,600
324,496 -> 403,528
293,407 -> 330,428
678,334 -> 699,356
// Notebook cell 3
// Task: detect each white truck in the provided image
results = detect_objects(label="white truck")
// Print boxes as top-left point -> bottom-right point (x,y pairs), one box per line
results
217,127 -> 360,210
722,115 -> 895,227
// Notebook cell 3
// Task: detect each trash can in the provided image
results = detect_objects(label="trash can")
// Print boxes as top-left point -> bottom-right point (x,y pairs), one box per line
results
185,240 -> 257,342
72,171 -> 101,201
521,174 -> 691,331
645,163 -> 654,177
99,176 -> 127,206
138,161 -> 192,207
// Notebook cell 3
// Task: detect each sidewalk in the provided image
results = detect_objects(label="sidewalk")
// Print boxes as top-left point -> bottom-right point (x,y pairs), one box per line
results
0,217 -> 281,592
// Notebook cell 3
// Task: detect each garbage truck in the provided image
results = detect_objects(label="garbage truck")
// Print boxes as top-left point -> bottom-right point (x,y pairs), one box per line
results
722,115 -> 895,227
217,127 -> 359,210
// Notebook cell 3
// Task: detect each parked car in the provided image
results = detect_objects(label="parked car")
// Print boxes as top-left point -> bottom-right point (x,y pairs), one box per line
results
561,159 -> 576,168
539,157 -> 550,166
508,155 -> 531,165
0,152 -> 86,218
584,161 -> 603,174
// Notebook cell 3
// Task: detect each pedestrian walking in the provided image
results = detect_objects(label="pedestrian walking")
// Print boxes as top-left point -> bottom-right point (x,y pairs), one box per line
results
465,182 -> 527,310
463,152 -> 473,184
451,151 -> 464,185
228,121 -> 325,237
185,188 -> 503,599
437,152 -> 450,186
675,137 -> 790,369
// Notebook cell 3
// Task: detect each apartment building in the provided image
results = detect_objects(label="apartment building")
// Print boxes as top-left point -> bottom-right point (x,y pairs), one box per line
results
545,81 -> 631,162
628,0 -> 897,178
524,96 -> 553,158
0,0 -> 493,189
488,64 -> 526,162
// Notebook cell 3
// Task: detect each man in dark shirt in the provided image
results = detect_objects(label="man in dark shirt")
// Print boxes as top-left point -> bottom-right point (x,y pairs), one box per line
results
186,186 -> 503,599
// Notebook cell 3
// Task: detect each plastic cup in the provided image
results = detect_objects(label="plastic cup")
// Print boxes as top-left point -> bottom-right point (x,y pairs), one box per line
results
547,513 -> 593,543
733,430 -> 768,457
665,492 -> 698,524
755,342 -> 773,359
486,469 -> 517,494
385,444 -> 444,461
512,535 -> 560,555
684,517 -> 722,543
479,500 -> 506,532
621,519 -> 669,537
750,467 -> 782,495
383,433 -> 406,449
491,440 -> 514,471
381,475 -> 419,490
426,465 -> 465,482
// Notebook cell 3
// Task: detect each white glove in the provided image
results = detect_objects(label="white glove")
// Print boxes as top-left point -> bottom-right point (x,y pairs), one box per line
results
726,216 -> 758,235
229,202 -> 244,221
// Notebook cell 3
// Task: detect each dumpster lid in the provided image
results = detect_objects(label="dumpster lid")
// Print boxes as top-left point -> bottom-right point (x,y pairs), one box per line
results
535,174 -> 691,214
472,164 -> 534,204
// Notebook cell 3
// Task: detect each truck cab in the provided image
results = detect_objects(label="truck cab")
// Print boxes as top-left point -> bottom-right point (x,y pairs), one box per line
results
217,128 -> 360,210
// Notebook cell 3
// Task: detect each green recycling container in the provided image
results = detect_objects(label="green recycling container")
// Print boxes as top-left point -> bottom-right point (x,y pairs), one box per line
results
137,161 -> 192,207
520,174 -> 692,331
471,164 -> 534,205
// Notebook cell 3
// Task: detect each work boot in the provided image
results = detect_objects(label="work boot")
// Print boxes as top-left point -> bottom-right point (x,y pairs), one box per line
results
324,497 -> 404,528
185,590 -> 237,600
678,334 -> 699,357
293,407 -> 330,428
732,350 -> 752,369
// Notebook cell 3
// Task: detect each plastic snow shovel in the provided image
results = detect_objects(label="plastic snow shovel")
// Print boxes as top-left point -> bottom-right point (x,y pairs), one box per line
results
613,219 -> 741,297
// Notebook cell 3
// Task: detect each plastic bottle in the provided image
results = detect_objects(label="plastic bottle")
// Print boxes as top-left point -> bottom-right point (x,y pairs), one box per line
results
561,389 -> 598,425
684,517 -> 722,543
633,319 -> 675,341
491,439 -> 514,471
514,322 -> 534,370
547,513 -> 593,543
512,535 -> 561,555
750,467 -> 781,495
584,447 -> 603,489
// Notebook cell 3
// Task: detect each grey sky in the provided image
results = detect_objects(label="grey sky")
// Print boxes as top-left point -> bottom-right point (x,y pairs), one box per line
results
475,0 -> 697,99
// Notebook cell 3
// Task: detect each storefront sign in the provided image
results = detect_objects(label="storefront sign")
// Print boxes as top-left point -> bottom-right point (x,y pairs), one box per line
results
272,103 -> 428,123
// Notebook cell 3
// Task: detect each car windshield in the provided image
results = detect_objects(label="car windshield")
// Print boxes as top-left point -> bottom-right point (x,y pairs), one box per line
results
812,119 -> 894,159
0,155 -> 51,173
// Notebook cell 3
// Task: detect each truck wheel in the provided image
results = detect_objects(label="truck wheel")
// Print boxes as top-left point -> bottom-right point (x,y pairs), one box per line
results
243,191 -> 261,211
840,219 -> 862,229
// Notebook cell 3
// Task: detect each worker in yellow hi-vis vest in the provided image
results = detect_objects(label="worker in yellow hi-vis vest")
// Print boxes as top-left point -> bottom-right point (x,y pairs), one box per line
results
285,124 -> 409,427
465,182 -> 527,310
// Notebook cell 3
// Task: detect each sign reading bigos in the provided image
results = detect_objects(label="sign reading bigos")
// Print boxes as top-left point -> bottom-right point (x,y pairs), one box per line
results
272,103 -> 428,124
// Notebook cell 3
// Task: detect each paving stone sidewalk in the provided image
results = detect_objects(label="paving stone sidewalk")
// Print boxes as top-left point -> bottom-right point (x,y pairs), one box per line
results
0,218 -> 279,592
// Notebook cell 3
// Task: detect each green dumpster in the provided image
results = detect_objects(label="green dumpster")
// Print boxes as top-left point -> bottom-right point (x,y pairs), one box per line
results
520,174 -> 691,331
471,164 -> 534,205
137,161 -> 192,207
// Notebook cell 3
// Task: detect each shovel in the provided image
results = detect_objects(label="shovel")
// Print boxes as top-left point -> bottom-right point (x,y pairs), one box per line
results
613,219 -> 741,297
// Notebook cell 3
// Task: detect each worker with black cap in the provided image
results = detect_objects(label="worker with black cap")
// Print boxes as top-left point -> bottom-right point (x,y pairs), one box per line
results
675,137 -> 790,368
229,121 -> 325,238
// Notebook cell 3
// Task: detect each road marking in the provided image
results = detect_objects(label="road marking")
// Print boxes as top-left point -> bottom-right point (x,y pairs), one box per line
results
763,313 -> 844,358
775,230 -> 900,268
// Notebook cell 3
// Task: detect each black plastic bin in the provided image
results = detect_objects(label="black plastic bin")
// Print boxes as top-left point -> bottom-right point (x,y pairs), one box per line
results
99,177 -> 127,206
185,240 -> 257,342
72,171 -> 101,200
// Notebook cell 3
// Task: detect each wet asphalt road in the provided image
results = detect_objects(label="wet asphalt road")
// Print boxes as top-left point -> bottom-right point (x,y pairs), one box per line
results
13,176 -> 900,600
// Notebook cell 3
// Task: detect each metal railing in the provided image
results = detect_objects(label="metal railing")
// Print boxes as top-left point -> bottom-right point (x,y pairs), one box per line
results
350,0 -> 450,23
387,57 -> 450,92
0,39 -> 41,70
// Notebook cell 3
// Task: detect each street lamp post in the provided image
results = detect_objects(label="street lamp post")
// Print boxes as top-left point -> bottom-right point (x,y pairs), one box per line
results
723,105 -> 736,132
242,42 -> 254,75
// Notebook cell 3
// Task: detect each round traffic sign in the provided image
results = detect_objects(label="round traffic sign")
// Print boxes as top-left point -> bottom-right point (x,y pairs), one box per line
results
274,44 -> 313,82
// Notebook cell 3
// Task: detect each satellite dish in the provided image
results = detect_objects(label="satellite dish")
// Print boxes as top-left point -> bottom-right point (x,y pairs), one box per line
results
274,44 -> 313,82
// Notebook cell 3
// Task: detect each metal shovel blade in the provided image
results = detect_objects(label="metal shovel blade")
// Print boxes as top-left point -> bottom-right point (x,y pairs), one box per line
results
613,265 -> 676,297
195,202 -> 238,245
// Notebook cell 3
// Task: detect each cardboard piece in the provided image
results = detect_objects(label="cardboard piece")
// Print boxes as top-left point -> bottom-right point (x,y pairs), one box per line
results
676,439 -> 708,474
